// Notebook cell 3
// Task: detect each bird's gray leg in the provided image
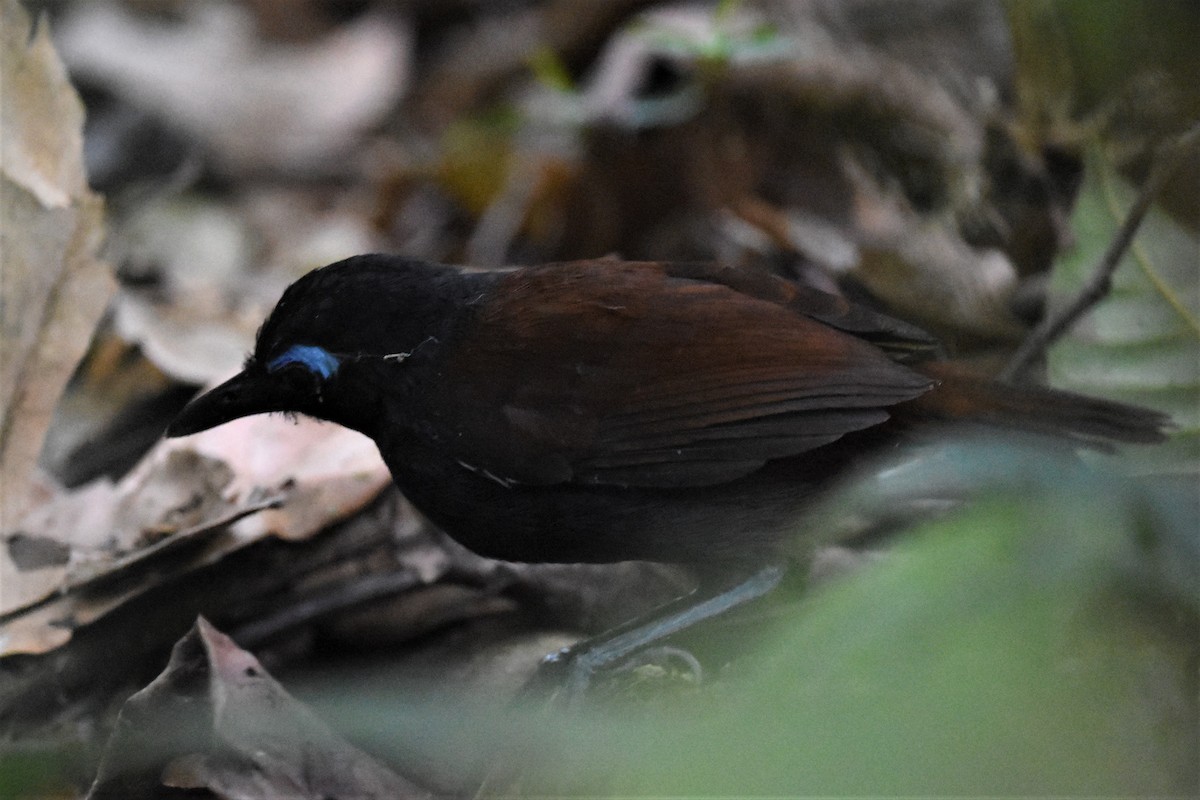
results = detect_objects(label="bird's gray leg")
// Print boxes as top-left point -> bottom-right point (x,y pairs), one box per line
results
537,563 -> 787,705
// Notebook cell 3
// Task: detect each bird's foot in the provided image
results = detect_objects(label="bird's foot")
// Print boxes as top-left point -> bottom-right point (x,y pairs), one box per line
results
530,642 -> 704,709
523,564 -> 786,709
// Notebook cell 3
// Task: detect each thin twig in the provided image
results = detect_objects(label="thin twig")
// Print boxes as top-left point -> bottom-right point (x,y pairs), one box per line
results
1001,122 -> 1200,383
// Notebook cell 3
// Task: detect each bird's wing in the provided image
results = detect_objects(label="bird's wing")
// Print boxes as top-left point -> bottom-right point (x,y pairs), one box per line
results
436,261 -> 934,488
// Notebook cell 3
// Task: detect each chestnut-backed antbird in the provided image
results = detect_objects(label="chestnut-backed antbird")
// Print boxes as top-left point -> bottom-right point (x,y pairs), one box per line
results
167,256 -> 1167,686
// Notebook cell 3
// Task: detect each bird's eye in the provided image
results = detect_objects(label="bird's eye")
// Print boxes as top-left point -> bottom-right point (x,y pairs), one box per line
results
267,344 -> 340,379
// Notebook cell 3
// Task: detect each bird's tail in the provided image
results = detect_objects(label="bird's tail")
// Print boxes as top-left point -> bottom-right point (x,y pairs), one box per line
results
900,361 -> 1170,446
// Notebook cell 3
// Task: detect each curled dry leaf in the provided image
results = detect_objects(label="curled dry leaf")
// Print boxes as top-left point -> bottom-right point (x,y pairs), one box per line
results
0,0 -> 115,540
2,445 -> 236,619
86,618 -> 430,800
176,410 -> 392,542
1,403 -> 389,654
0,480 -> 117,650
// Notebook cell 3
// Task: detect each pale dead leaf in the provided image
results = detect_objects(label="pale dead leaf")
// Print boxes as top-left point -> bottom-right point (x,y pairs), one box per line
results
110,190 -> 385,386
178,411 -> 391,542
1,4 -> 82,208
1,447 -> 239,618
0,479 -> 118,634
114,292 -> 253,386
108,196 -> 255,383
0,0 -> 115,545
57,1 -> 411,174
0,406 -> 389,653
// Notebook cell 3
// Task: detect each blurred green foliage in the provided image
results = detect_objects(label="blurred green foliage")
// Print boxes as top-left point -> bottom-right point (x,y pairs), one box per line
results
0,743 -> 84,799
1007,0 -> 1200,140
615,478 -> 1193,794
586,443 -> 1198,796
305,441 -> 1197,797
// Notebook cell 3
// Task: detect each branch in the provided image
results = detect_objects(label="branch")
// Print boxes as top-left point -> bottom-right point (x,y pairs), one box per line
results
1001,122 -> 1200,383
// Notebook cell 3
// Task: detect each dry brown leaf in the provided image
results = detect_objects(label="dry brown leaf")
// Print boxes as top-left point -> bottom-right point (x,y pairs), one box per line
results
0,408 -> 389,653
177,410 -> 391,541
87,618 -> 431,800
2,443 -> 239,618
0,0 -> 115,547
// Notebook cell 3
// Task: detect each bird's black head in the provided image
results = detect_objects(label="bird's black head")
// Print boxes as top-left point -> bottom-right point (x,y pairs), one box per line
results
167,254 -> 480,439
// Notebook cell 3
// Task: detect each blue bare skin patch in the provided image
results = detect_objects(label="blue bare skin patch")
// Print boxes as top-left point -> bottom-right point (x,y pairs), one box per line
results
267,345 -> 340,379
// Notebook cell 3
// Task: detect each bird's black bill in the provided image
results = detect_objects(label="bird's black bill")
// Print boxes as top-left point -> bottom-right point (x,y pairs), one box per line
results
166,370 -> 290,437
